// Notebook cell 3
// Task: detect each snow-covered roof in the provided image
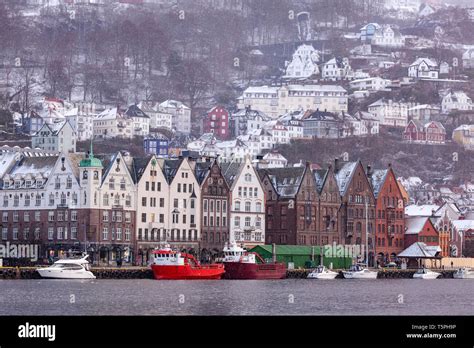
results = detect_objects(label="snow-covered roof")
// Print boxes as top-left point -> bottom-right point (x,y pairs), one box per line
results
96,107 -> 120,120
410,57 -> 438,68
371,169 -> 388,198
453,124 -> 474,133
335,161 -> 358,196
284,84 -> 347,93
398,242 -> 440,258
452,220 -> 474,231
243,86 -> 278,95
405,217 -> 430,234
405,204 -> 440,217
159,100 -> 190,110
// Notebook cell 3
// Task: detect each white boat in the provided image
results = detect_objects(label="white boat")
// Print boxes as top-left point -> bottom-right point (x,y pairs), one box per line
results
37,255 -> 96,279
342,264 -> 378,279
412,268 -> 440,279
453,267 -> 474,279
307,266 -> 339,279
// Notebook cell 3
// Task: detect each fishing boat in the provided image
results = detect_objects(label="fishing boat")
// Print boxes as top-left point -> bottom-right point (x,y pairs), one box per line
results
307,265 -> 339,279
151,245 -> 224,280
412,267 -> 440,279
453,267 -> 474,279
37,255 -> 95,279
222,242 -> 286,279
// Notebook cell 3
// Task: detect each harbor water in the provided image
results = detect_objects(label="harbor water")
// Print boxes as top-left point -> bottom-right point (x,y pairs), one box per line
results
0,279 -> 473,315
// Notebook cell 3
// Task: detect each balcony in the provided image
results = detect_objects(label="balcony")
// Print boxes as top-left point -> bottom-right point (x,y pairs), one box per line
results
57,204 -> 68,209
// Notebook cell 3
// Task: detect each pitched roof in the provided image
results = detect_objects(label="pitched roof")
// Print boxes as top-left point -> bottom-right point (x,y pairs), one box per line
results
220,161 -> 243,187
313,168 -> 328,193
258,167 -> 305,198
125,104 -> 149,119
370,169 -> 388,198
405,217 -> 430,234
334,161 -> 358,196
397,242 -> 440,258
405,204 -> 440,217
132,156 -> 153,183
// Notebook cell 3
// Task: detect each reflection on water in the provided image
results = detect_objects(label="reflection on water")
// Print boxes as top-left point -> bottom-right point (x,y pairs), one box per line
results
0,279 -> 472,315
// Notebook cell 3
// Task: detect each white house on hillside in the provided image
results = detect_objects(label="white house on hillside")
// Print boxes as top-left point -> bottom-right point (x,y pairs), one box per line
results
321,57 -> 352,81
441,91 -> 473,114
372,25 -> 405,47
408,58 -> 439,79
32,121 -> 76,153
159,100 -> 191,135
283,44 -> 320,80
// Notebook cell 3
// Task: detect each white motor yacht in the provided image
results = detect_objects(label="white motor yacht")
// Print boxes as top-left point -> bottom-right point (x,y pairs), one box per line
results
37,255 -> 96,279
343,264 -> 378,279
307,266 -> 339,279
412,268 -> 440,279
453,267 -> 474,279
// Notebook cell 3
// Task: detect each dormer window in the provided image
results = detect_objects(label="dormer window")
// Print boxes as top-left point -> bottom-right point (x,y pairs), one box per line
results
15,181 -> 21,189
36,180 -> 43,187
25,180 -> 32,189
3,181 -> 9,189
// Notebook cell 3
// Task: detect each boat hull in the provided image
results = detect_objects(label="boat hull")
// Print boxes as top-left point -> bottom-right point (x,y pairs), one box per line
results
342,271 -> 378,279
453,270 -> 474,279
223,262 -> 287,279
151,264 -> 225,280
37,268 -> 96,279
413,272 -> 440,279
307,271 -> 339,279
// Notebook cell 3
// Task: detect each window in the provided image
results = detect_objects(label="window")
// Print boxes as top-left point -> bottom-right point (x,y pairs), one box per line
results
120,179 -> 126,190
125,212 -> 131,223
48,228 -> 54,240
71,210 -> 77,221
102,227 -> 108,240
109,178 -> 115,190
49,193 -> 54,206
142,197 -> 147,207
245,202 -> 251,212
34,228 -> 40,240
116,227 -> 122,240
114,194 -> 120,206
235,201 -> 241,211
13,211 -> 19,222
174,199 -> 178,208
57,211 -> 64,222
13,195 -> 19,207
245,217 -> 251,227
24,212 -> 30,222
35,211 -> 40,221
142,213 -> 147,223
102,211 -> 109,222
25,194 -> 31,206
66,176 -> 72,189
234,216 -> 240,227
125,228 -> 131,241
55,177 -> 61,189
23,228 -> 29,240
71,227 -> 77,239
125,195 -> 131,207
222,201 -> 227,213
256,217 -> 261,228
48,211 -> 55,222
57,227 -> 64,240
3,195 -> 8,207
103,194 -> 109,206
203,200 -> 208,212
2,228 -> 7,240
245,173 -> 252,182
159,198 -> 164,208
191,199 -> 195,209
12,228 -> 18,240
36,194 -> 41,206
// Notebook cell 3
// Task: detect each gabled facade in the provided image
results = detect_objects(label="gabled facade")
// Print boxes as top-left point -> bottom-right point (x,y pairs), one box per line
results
202,106 -> 230,140
404,216 -> 439,248
408,58 -> 439,79
403,120 -> 446,144
371,166 -> 405,264
441,91 -> 473,114
283,44 -> 320,80
222,157 -> 265,248
32,121 -> 76,153
200,160 -> 230,259
335,160 -> 376,266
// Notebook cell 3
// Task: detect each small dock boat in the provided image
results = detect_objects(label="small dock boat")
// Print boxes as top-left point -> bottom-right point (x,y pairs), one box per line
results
342,264 -> 378,279
412,268 -> 440,279
37,255 -> 95,279
151,245 -> 224,280
307,266 -> 339,279
453,267 -> 474,279
222,242 -> 286,279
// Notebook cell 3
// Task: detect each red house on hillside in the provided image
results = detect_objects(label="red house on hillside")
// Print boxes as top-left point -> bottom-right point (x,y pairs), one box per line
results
202,106 -> 230,140
404,216 -> 440,248
403,120 -> 446,144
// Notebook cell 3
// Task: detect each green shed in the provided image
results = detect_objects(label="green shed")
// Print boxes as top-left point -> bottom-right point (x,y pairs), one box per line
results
249,245 -> 352,269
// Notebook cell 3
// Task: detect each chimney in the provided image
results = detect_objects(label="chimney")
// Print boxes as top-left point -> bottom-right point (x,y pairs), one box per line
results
334,158 -> 339,172
367,164 -> 372,178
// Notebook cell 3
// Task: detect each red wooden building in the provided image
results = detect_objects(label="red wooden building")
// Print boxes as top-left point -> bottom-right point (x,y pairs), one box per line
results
403,120 -> 446,144
202,106 -> 230,140
371,165 -> 405,265
404,216 -> 439,248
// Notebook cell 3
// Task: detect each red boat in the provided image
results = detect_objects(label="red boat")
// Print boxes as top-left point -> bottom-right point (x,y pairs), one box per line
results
222,242 -> 287,280
151,246 -> 224,280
